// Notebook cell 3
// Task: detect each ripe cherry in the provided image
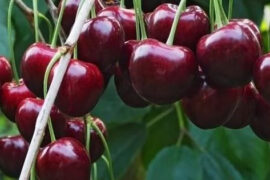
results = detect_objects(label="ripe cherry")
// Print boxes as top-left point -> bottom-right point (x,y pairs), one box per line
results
182,78 -> 243,129
196,22 -> 261,88
0,80 -> 35,122
146,4 -> 209,50
36,137 -> 90,180
97,6 -> 136,40
115,40 -> 149,107
0,135 -> 28,178
16,98 -> 66,146
49,59 -> 104,117
21,43 -> 56,97
0,56 -> 12,86
253,53 -> 270,103
250,94 -> 270,141
224,83 -> 257,129
60,0 -> 106,34
64,117 -> 107,162
78,16 -> 124,73
129,38 -> 197,105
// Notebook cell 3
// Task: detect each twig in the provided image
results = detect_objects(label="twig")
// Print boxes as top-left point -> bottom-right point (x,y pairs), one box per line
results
45,0 -> 66,44
14,0 -> 45,42
19,0 -> 95,179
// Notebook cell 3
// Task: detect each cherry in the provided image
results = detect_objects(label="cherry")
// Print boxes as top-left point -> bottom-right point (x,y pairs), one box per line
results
115,40 -> 149,107
59,0 -> 106,34
250,94 -> 270,141
97,6 -> 136,40
253,53 -> 270,103
64,117 -> 107,162
49,59 -> 104,117
146,4 -> 209,50
224,83 -> 257,129
182,78 -> 243,129
129,38 -> 197,105
0,80 -> 35,122
0,135 -> 28,178
21,42 -> 56,97
78,16 -> 124,74
196,22 -> 261,88
0,56 -> 12,86
16,98 -> 66,146
36,137 -> 90,180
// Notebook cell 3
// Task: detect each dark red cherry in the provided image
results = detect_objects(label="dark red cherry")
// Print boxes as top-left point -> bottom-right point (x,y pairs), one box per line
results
129,38 -> 197,105
231,19 -> 262,47
119,40 -> 139,71
253,53 -> 270,103
21,42 -> 56,97
250,94 -> 270,141
16,98 -> 66,146
78,16 -> 124,73
146,4 -> 209,50
49,59 -> 104,117
97,6 -> 136,41
196,22 -> 261,88
0,135 -> 28,178
36,137 -> 90,180
224,83 -> 257,129
60,0 -> 106,34
182,80 -> 243,129
64,117 -> 107,162
0,80 -> 35,122
0,56 -> 12,86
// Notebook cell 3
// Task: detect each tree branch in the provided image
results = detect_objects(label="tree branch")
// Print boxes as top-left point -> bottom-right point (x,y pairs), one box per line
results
19,0 -> 94,179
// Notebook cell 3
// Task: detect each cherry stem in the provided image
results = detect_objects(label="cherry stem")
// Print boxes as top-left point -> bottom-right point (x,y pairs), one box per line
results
228,0 -> 233,20
174,102 -> 186,147
133,0 -> 140,40
73,45 -> 78,59
33,0 -> 39,42
209,0 -> 215,31
217,0 -> 229,25
43,51 -> 65,142
51,0 -> 67,48
89,117 -> 115,180
30,165 -> 36,180
213,0 -> 223,29
267,23 -> 270,53
120,0 -> 125,8
92,163 -> 98,180
166,0 -> 187,46
146,108 -> 174,128
134,0 -> 147,40
7,0 -> 20,83
38,13 -> 53,42
84,116 -> 91,154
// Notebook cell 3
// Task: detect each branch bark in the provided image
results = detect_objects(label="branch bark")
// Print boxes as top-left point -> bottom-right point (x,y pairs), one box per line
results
19,0 -> 94,179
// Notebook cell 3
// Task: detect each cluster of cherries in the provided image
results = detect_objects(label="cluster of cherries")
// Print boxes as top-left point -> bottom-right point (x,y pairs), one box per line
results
0,0 -> 269,179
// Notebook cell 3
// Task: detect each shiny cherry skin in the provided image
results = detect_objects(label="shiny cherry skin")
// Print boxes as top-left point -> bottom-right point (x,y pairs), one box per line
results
115,40 -> 149,107
49,59 -> 104,117
182,79 -> 243,129
253,53 -> 270,103
0,135 -> 28,178
64,117 -> 107,162
59,0 -> 106,34
224,83 -> 257,129
146,4 -> 209,50
97,6 -> 136,41
250,94 -> 270,141
36,137 -> 90,180
196,22 -> 261,88
78,16 -> 124,73
21,42 -> 56,97
0,80 -> 35,122
16,98 -> 66,146
129,38 -> 197,105
0,56 -> 12,86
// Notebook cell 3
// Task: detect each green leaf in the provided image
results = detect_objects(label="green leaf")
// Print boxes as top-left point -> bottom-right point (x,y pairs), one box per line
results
0,1 -> 10,57
92,80 -> 150,125
141,106 -> 179,168
97,123 -> 147,180
147,146 -> 202,180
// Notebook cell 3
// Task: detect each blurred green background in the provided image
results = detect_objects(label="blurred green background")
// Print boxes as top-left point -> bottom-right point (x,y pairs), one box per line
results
0,0 -> 270,179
